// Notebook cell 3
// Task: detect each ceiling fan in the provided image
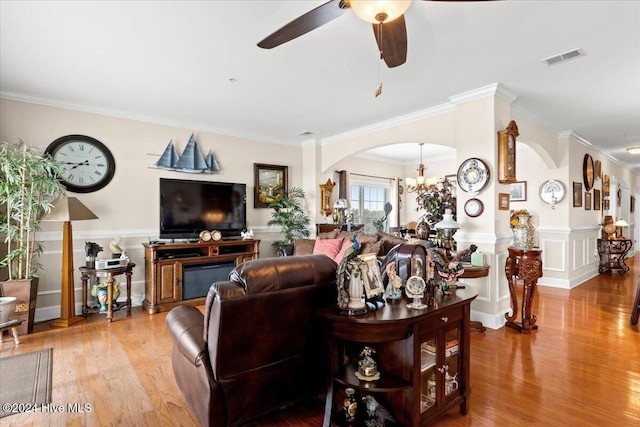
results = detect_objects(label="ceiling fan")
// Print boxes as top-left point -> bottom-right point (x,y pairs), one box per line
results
257,0 -> 489,68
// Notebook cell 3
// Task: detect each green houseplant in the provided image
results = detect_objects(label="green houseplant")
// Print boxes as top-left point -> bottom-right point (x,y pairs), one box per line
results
267,187 -> 311,256
0,140 -> 66,333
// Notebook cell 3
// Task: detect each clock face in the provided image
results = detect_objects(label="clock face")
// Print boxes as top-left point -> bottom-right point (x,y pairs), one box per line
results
199,230 -> 212,242
45,135 -> 116,193
464,198 -> 484,217
539,180 -> 566,205
211,230 -> 222,241
406,276 -> 426,297
457,158 -> 490,195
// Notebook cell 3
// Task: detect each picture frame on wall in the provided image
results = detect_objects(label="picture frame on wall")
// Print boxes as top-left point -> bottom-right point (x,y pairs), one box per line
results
499,193 -> 510,210
595,160 -> 602,179
602,174 -> 610,196
509,181 -> 527,202
254,163 -> 288,208
632,196 -> 636,213
603,198 -> 610,210
585,192 -> 592,210
594,189 -> 601,210
573,182 -> 582,207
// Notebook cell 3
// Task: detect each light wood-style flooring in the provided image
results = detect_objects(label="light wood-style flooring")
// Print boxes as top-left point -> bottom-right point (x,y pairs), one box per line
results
2,256 -> 640,426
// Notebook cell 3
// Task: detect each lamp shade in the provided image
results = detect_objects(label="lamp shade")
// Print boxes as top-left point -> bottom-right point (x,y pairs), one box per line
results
350,0 -> 412,24
434,208 -> 460,230
43,197 -> 98,222
614,219 -> 629,227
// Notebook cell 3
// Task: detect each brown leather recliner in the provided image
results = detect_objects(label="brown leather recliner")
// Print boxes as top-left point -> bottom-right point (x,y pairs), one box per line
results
166,255 -> 337,427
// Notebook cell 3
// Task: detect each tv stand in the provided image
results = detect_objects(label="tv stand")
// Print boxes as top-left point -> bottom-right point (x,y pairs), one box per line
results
142,239 -> 260,314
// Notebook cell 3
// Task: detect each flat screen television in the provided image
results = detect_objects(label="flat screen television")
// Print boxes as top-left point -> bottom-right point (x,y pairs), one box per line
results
159,178 -> 246,240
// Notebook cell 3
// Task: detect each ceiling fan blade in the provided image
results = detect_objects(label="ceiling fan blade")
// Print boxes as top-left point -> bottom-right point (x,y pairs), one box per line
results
373,15 -> 408,68
257,0 -> 350,49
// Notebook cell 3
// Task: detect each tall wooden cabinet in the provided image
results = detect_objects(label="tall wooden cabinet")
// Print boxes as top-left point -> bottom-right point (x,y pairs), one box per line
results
321,288 -> 477,427
142,240 -> 259,314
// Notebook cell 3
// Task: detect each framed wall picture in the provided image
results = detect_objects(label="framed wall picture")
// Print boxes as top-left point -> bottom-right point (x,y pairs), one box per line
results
583,154 -> 595,191
499,193 -> 510,210
254,163 -> 288,208
497,120 -> 519,184
445,174 -> 457,198
603,198 -> 610,210
585,192 -> 592,210
632,196 -> 636,213
573,182 -> 582,207
510,181 -> 527,202
594,189 -> 601,210
602,174 -> 610,196
595,160 -> 602,179
358,253 -> 384,299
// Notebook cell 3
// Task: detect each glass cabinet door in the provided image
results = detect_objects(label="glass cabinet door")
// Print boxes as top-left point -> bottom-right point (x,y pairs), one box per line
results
420,337 -> 437,413
444,327 -> 460,398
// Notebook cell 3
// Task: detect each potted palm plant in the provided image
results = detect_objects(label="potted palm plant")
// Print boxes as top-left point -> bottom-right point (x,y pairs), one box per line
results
0,140 -> 66,333
267,187 -> 311,256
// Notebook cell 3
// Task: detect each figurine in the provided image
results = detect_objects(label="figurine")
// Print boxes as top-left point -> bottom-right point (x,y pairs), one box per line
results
356,346 -> 379,380
109,236 -> 123,257
241,228 -> 254,240
385,263 -> 403,300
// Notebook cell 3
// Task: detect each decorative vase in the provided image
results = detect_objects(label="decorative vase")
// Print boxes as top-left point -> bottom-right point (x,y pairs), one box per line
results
348,265 -> 365,310
512,215 -> 535,249
97,288 -> 108,313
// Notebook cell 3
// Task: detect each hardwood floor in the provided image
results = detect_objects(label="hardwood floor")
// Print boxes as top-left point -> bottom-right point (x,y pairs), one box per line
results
2,256 -> 640,426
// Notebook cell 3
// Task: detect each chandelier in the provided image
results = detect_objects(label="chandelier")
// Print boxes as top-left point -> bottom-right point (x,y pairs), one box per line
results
405,143 -> 438,194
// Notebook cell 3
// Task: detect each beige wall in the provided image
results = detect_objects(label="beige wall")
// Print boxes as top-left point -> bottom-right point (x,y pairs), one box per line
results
2,89 -> 639,326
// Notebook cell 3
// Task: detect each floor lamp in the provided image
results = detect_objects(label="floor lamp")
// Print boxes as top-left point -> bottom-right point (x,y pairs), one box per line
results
44,197 -> 98,328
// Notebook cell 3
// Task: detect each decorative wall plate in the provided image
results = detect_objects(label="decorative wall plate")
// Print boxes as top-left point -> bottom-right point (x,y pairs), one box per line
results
457,158 -> 490,195
583,154 -> 594,191
464,198 -> 484,217
539,180 -> 566,206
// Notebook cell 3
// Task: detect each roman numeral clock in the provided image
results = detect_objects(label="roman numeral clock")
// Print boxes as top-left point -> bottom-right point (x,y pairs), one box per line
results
45,135 -> 116,193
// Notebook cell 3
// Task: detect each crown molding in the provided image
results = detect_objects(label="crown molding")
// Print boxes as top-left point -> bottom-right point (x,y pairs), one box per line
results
321,103 -> 455,145
0,91 -> 302,148
448,82 -> 519,106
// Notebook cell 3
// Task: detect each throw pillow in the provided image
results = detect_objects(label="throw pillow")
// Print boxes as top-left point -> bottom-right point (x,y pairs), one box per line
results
317,230 -> 339,239
294,239 -> 316,255
376,230 -> 407,254
334,238 -> 353,264
312,238 -> 343,259
355,232 -> 378,245
360,240 -> 382,257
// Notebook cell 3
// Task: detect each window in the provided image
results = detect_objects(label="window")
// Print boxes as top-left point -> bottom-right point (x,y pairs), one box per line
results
350,179 -> 392,233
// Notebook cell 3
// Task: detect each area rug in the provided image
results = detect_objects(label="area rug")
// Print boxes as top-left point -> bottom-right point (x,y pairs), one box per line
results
0,348 -> 53,418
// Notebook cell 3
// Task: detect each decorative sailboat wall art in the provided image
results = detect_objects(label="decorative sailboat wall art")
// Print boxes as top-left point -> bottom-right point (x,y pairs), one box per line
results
153,134 -> 220,174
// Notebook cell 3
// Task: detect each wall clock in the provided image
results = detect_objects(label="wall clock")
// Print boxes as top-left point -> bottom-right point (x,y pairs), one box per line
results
583,153 -> 594,191
464,198 -> 484,217
45,135 -> 116,193
539,180 -> 566,208
497,120 -> 519,184
457,158 -> 490,195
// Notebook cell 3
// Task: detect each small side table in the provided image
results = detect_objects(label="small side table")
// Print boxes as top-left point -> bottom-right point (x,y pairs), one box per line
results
505,247 -> 543,333
80,263 -> 135,322
0,319 -> 25,345
597,239 -> 632,275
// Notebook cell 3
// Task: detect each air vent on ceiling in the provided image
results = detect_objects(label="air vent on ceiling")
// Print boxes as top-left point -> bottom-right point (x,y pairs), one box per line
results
299,131 -> 314,136
542,48 -> 585,66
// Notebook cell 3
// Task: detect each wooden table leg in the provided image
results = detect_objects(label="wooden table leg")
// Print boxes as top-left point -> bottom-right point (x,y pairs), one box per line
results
81,272 -> 89,318
504,256 -> 518,326
11,327 -> 20,345
126,269 -> 132,314
106,275 -> 113,322
631,279 -> 640,326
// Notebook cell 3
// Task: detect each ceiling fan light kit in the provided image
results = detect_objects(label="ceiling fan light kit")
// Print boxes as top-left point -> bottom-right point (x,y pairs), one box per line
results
350,0 -> 412,24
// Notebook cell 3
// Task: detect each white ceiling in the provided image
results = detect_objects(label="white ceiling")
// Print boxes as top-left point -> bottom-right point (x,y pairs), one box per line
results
1,1 -> 639,171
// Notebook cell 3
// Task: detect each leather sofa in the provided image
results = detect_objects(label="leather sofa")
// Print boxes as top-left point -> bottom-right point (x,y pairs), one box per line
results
166,254 -> 337,427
